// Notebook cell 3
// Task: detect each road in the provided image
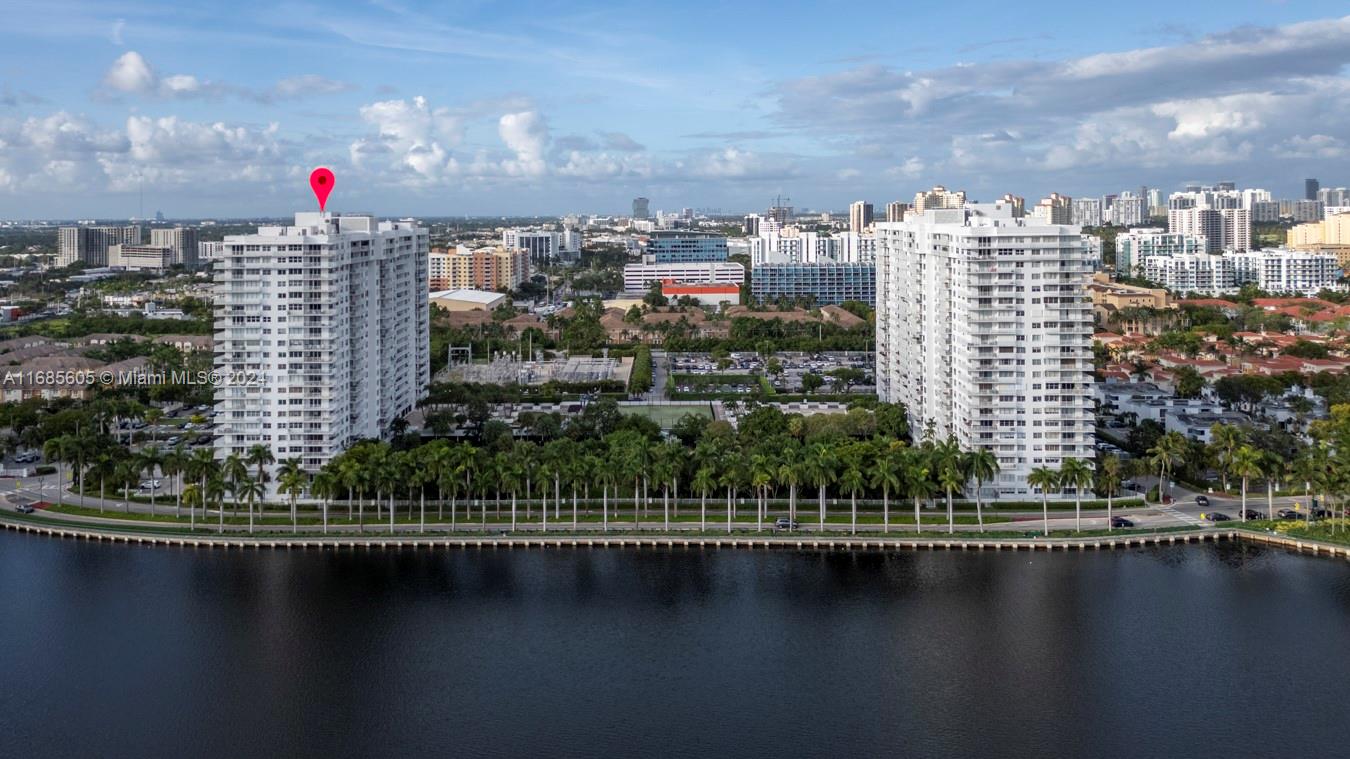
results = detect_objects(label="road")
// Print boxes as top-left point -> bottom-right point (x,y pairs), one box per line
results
5,468 -> 1329,535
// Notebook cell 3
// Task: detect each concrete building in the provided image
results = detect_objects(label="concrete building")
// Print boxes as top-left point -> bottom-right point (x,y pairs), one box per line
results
199,240 -> 225,263
429,288 -> 508,312
57,225 -> 141,267
1168,191 -> 1250,252
1115,228 -> 1207,277
622,261 -> 744,291
661,283 -> 740,307
213,212 -> 430,488
502,228 -> 565,264
428,246 -> 530,292
875,205 -> 1095,498
1109,192 -> 1145,227
848,201 -> 874,233
149,227 -> 200,267
1031,193 -> 1071,225
1071,198 -> 1103,227
642,230 -> 728,263
1228,249 -> 1339,296
751,262 -> 876,306
1288,212 -> 1350,266
1292,200 -> 1325,223
1306,178 -> 1320,201
885,201 -> 909,223
108,244 -> 175,272
1087,273 -> 1175,334
632,197 -> 650,220
912,186 -> 966,213
1142,254 -> 1236,296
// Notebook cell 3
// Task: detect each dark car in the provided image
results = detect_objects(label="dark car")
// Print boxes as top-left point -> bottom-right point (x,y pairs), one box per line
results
1204,512 -> 1232,522
1276,508 -> 1302,520
1241,510 -> 1264,520
1195,495 -> 1210,507
14,504 -> 34,514
1311,508 -> 1332,519
774,517 -> 800,530
1109,516 -> 1134,528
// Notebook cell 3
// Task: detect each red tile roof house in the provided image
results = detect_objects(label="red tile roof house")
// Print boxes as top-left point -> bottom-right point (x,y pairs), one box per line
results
1251,297 -> 1337,312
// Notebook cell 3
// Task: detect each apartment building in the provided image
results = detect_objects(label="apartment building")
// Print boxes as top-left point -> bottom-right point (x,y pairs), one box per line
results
642,230 -> 728,263
214,212 -> 430,488
428,246 -> 530,291
1167,190 -> 1251,252
57,225 -> 142,267
1115,228 -> 1207,276
875,204 -> 1095,498
848,201 -> 874,233
751,262 -> 876,306
149,227 -> 200,267
911,186 -> 966,213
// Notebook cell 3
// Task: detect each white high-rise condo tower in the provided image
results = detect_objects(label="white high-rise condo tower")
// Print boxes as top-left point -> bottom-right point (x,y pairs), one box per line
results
875,204 -> 1095,499
213,212 -> 430,489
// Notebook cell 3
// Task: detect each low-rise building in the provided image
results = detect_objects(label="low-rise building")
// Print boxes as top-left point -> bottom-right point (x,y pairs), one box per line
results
622,261 -> 745,291
429,289 -> 508,312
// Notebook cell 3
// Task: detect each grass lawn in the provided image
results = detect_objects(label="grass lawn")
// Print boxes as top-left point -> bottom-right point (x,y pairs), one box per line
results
1236,519 -> 1350,548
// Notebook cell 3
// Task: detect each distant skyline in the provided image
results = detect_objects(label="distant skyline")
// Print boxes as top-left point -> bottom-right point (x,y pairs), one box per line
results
1,0 -> 1348,218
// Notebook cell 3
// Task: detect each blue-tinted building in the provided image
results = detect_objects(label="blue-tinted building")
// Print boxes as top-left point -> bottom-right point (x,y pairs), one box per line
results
644,231 -> 728,263
751,262 -> 875,306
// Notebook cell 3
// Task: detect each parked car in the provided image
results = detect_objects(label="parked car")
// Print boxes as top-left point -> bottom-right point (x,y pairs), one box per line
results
1276,508 -> 1301,520
1240,510 -> 1264,520
1195,495 -> 1210,507
1109,516 -> 1134,528
1203,512 -> 1232,522
14,504 -> 34,514
773,517 -> 800,530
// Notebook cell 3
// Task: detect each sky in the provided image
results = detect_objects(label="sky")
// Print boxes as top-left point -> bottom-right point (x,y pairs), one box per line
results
1,0 -> 1349,219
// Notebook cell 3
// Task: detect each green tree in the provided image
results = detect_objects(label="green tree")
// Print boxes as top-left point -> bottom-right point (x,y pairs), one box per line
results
1027,466 -> 1060,537
1058,457 -> 1094,533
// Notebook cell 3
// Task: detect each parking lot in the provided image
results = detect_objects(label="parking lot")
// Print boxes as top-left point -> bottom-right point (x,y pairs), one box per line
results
669,351 -> 874,394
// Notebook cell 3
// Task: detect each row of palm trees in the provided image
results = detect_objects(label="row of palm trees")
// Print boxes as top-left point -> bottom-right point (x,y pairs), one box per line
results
41,426 -> 1133,535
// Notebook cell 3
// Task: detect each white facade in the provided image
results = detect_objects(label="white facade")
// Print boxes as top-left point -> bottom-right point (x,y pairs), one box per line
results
1142,254 -> 1236,296
622,261 -> 744,290
1115,228 -> 1207,277
875,205 -> 1095,499
1141,248 -> 1338,296
214,212 -> 430,488
1071,198 -> 1102,227
150,227 -> 200,266
502,228 -> 563,264
1167,189 -> 1251,252
1228,249 -> 1339,296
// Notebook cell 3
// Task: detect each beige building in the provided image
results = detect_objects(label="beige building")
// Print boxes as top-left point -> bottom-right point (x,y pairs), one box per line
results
1288,213 -> 1350,267
885,201 -> 909,222
109,244 -> 175,271
428,245 -> 530,292
1032,193 -> 1072,224
1087,273 -> 1177,335
848,201 -> 873,233
912,186 -> 966,213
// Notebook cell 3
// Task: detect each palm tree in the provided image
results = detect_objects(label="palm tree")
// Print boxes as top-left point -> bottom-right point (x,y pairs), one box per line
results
693,465 -> 716,533
311,468 -> 337,535
206,475 -> 228,533
500,450 -> 523,531
235,476 -> 264,534
137,446 -> 163,515
1208,423 -> 1246,492
277,458 -> 308,534
965,447 -> 999,533
1231,445 -> 1263,523
901,447 -> 936,534
718,456 -> 743,534
1261,452 -> 1283,520
223,452 -> 249,519
869,441 -> 901,534
244,443 -> 275,518
933,438 -> 964,534
1147,431 -> 1187,505
776,447 -> 802,527
1058,458 -> 1094,533
802,443 -> 837,530
42,435 -> 73,501
840,460 -> 865,535
748,451 -> 775,533
1028,466 -> 1060,537
1100,455 -> 1123,531
113,460 -> 138,512
164,446 -> 188,518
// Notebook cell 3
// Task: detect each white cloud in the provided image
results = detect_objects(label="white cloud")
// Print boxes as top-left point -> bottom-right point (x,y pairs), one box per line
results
1275,134 -> 1347,159
272,75 -> 354,99
103,51 -> 156,94
350,96 -> 464,183
498,111 -> 549,177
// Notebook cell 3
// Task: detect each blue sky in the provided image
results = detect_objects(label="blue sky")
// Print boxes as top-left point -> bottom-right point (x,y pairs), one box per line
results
2,0 -> 1349,218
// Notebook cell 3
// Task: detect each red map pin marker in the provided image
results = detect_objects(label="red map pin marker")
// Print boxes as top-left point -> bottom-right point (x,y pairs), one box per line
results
309,167 -> 335,211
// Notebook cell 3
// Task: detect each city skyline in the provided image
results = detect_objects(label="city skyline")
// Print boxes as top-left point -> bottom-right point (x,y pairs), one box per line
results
0,2 -> 1348,217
